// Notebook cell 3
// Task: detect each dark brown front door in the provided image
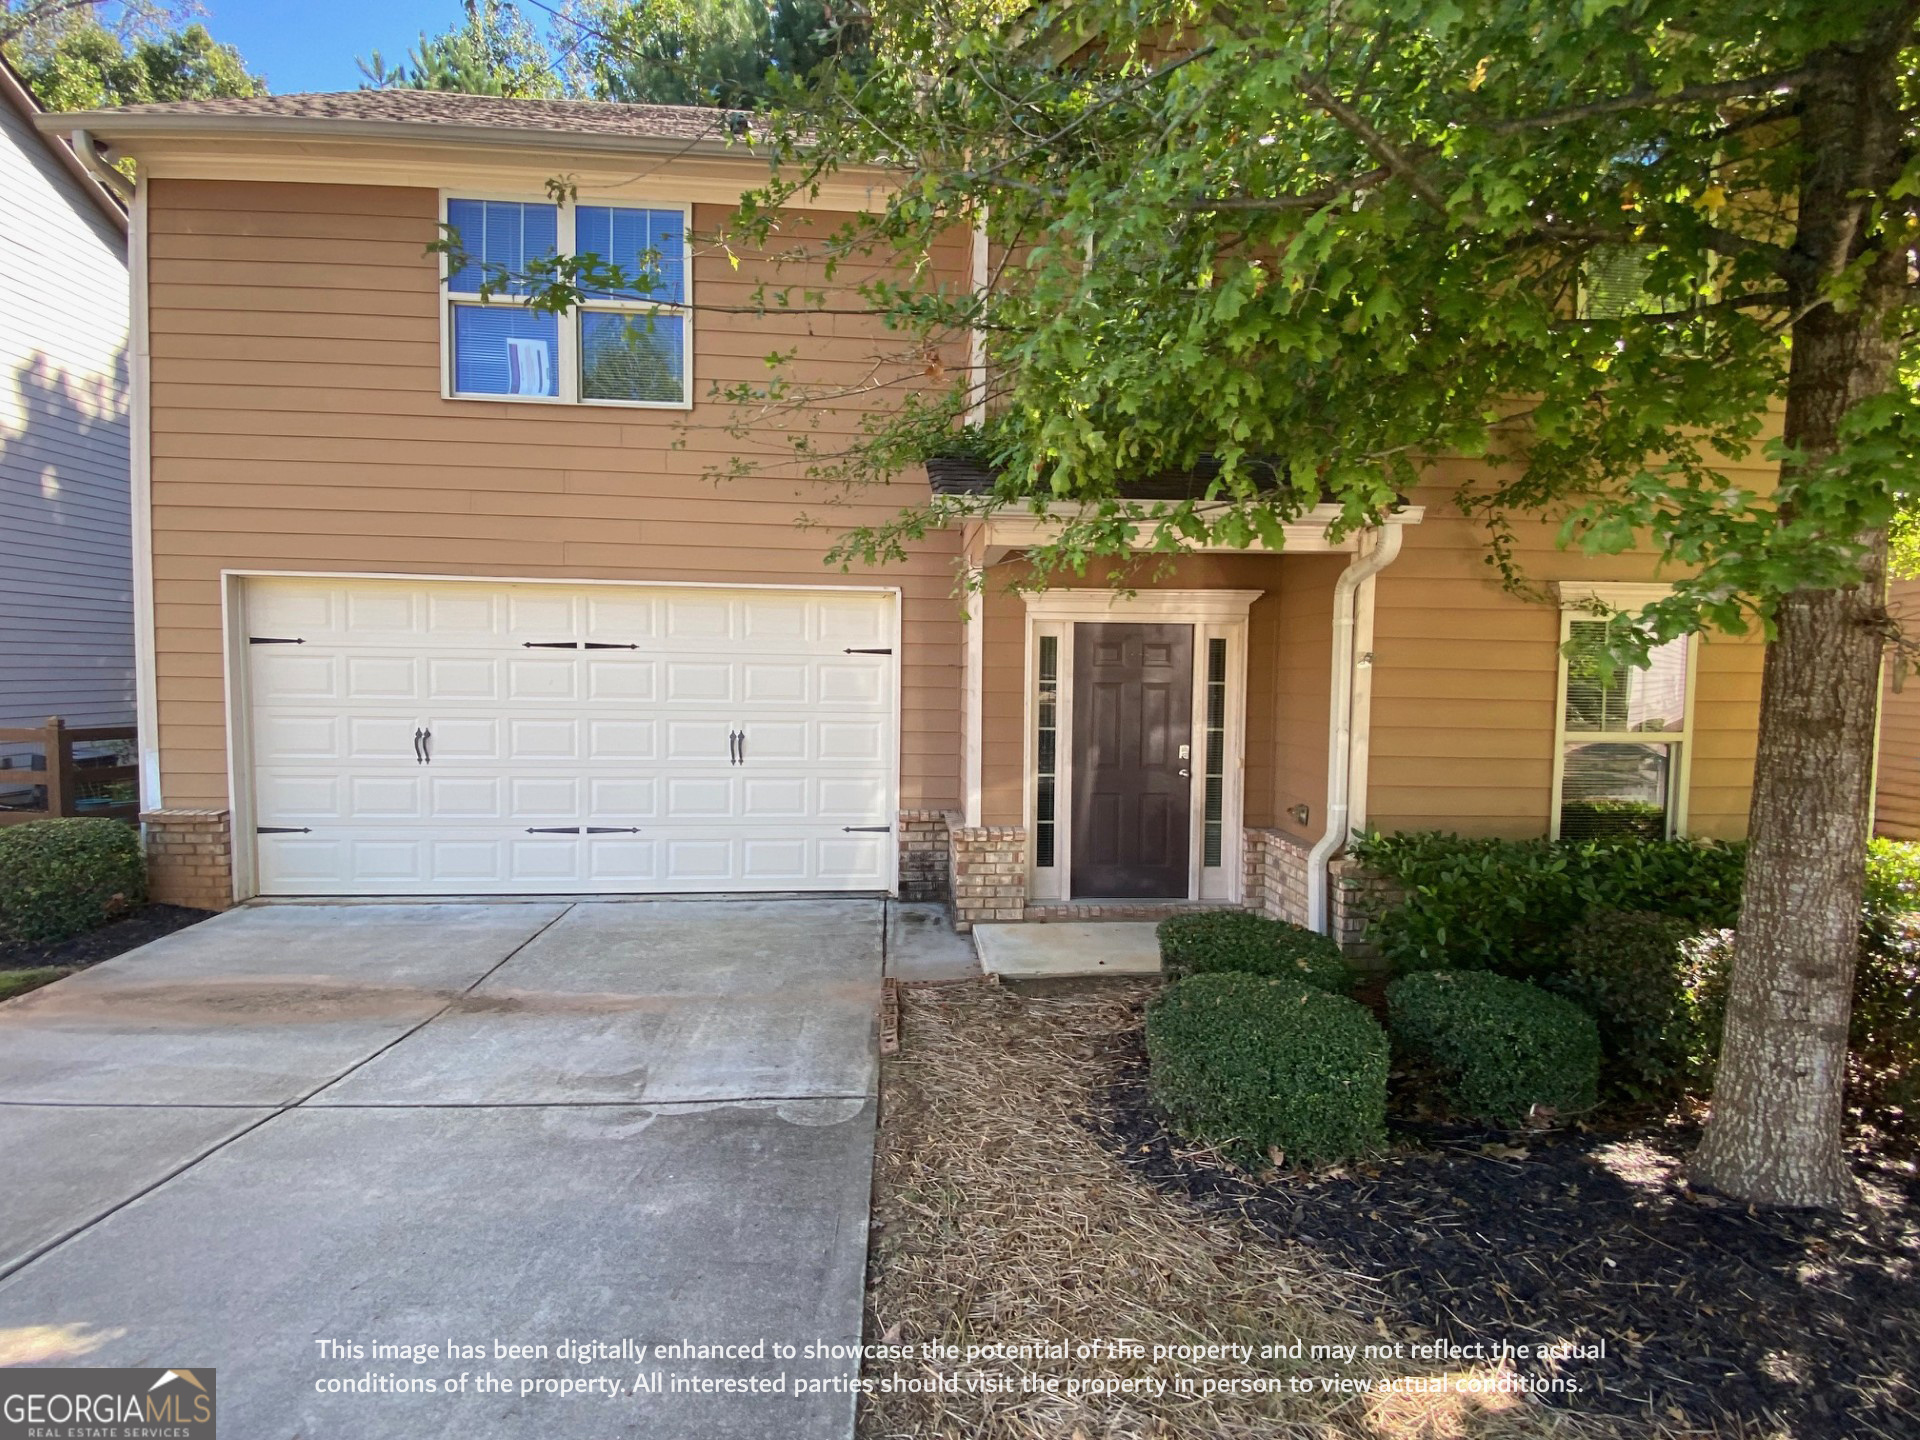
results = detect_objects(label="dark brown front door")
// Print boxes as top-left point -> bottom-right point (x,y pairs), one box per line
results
1071,623 -> 1194,899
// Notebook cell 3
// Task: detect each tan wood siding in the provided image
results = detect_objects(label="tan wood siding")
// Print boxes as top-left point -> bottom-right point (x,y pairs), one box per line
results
1367,459 -> 1767,838
1268,555 -> 1343,843
1877,579 -> 1920,839
145,178 -> 965,815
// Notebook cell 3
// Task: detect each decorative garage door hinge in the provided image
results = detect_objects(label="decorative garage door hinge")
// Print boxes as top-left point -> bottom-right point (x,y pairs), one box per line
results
249,636 -> 304,644
842,825 -> 892,833
843,647 -> 892,655
525,826 -> 581,833
524,826 -> 644,834
256,826 -> 311,834
523,641 -> 580,649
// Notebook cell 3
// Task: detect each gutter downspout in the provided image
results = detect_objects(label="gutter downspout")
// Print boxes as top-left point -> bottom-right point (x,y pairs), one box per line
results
961,210 -> 990,825
69,128 -> 134,205
1307,524 -> 1406,932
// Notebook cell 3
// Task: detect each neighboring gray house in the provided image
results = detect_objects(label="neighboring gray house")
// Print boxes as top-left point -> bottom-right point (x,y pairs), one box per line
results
0,58 -> 132,731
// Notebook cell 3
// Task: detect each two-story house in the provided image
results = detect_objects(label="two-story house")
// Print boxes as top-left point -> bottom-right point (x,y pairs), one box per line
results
40,90 -> 1768,936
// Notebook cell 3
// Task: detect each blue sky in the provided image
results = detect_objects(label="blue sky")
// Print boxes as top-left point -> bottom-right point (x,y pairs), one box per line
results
198,0 -> 471,94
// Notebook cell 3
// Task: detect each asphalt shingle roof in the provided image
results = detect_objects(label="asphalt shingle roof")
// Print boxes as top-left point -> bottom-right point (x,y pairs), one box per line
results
926,454 -> 1298,501
66,88 -> 752,143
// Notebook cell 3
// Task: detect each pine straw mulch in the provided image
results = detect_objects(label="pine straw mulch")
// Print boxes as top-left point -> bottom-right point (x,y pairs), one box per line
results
861,980 -> 1618,1440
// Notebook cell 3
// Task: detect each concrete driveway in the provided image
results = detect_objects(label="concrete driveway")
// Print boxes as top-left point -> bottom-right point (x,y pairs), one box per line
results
0,898 -> 888,1439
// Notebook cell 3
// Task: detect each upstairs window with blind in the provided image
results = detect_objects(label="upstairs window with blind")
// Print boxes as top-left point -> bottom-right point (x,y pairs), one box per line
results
442,196 -> 692,408
1555,610 -> 1693,841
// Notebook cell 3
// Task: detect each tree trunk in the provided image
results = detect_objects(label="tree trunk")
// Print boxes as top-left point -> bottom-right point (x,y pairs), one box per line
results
1692,33 -> 1909,1208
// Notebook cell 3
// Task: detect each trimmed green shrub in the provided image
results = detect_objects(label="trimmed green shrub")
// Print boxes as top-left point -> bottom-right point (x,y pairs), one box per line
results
1558,798 -> 1666,841
1550,910 -> 1732,1100
1156,910 -> 1351,992
1865,838 -> 1920,926
1147,972 -> 1388,1166
0,819 -> 146,946
1349,830 -> 1746,978
1855,901 -> 1920,1120
1386,970 -> 1601,1125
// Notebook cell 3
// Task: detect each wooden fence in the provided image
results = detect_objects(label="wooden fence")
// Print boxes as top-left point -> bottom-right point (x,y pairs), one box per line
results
0,718 -> 138,827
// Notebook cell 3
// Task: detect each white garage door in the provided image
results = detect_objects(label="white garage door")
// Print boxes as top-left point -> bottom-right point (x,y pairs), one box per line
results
241,577 -> 897,895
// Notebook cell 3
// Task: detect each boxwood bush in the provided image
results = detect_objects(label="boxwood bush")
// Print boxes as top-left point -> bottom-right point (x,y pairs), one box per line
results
1146,971 -> 1388,1166
1386,970 -> 1600,1125
1856,845 -> 1920,1119
0,818 -> 146,947
1156,910 -> 1351,993
1349,831 -> 1746,978
1550,910 -> 1732,1100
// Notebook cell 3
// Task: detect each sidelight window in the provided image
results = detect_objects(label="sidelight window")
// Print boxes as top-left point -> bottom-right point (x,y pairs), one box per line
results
1203,636 -> 1227,866
1034,634 -> 1059,868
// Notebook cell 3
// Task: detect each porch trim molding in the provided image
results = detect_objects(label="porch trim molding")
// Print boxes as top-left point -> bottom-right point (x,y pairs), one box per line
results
1019,589 -> 1261,905
965,501 -> 1426,567
1017,588 -> 1264,621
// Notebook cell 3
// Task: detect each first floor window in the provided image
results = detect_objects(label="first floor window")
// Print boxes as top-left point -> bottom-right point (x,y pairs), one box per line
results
443,196 -> 692,408
1555,597 -> 1693,841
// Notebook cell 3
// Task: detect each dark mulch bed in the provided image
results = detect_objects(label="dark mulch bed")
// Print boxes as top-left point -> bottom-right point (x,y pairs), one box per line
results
1091,1024 -> 1920,1439
0,903 -> 215,973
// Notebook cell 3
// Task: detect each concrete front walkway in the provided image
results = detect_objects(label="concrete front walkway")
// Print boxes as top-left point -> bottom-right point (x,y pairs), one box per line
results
0,898 -> 890,1440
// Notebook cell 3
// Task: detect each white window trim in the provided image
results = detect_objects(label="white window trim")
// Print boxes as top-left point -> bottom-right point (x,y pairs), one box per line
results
1549,583 -> 1698,840
1020,590 -> 1259,902
438,190 -> 695,411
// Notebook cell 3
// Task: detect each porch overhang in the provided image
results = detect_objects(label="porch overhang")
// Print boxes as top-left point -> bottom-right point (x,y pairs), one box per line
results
959,501 -> 1426,567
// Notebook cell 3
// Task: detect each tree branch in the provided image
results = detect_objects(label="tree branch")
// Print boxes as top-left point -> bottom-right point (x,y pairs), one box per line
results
1476,66 -> 1825,135
1552,290 -> 1793,328
1186,165 -> 1393,212
1297,78 -> 1450,215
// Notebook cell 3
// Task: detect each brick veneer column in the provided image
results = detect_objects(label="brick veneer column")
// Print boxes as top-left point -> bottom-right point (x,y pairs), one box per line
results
897,810 -> 952,902
948,825 -> 1026,931
1328,854 -> 1401,968
140,809 -> 234,911
1242,826 -> 1312,927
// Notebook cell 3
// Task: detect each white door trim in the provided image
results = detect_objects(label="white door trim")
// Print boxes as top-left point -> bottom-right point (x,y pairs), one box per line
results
223,570 -> 903,900
1020,590 -> 1260,902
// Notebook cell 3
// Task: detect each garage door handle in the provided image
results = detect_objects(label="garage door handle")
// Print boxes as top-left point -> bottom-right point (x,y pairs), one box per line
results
412,728 -> 425,763
421,729 -> 432,764
728,729 -> 742,765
